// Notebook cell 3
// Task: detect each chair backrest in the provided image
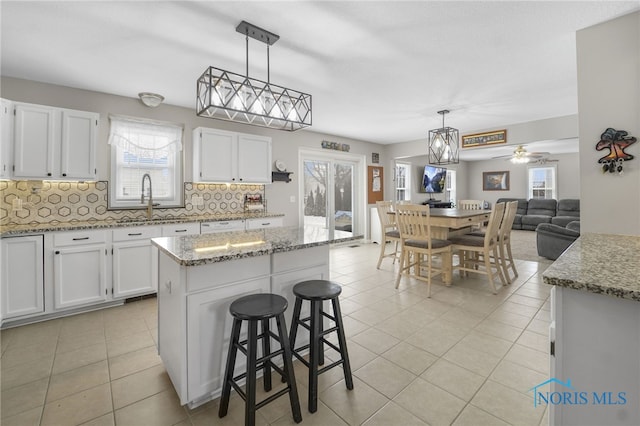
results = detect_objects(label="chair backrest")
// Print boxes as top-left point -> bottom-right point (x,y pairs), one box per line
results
499,201 -> 518,241
376,201 -> 395,231
458,199 -> 484,210
395,204 -> 433,244
483,202 -> 506,246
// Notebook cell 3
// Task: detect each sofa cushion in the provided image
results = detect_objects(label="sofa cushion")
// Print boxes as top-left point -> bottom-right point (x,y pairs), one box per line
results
556,199 -> 580,217
522,215 -> 553,230
497,198 -> 528,215
526,199 -> 557,216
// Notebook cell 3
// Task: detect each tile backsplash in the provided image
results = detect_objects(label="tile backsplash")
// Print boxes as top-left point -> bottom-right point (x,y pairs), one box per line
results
0,180 -> 265,225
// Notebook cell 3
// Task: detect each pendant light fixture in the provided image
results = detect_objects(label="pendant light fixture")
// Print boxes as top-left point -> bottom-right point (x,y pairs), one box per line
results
428,110 -> 459,165
196,21 -> 312,131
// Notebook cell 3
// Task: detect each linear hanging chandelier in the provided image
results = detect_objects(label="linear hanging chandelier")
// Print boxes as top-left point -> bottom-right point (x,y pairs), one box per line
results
428,109 -> 459,165
196,21 -> 312,131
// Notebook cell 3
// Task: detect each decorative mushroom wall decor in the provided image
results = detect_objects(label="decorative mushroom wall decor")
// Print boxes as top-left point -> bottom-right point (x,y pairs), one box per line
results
596,127 -> 636,174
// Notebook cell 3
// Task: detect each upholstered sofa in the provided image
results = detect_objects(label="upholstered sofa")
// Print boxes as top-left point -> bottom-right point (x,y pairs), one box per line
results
496,198 -> 580,230
536,221 -> 581,260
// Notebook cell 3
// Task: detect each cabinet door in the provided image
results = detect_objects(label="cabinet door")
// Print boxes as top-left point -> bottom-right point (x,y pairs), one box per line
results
186,277 -> 270,402
61,109 -> 98,179
1,235 -> 44,319
237,134 -> 271,183
53,244 -> 108,309
14,104 -> 56,178
112,241 -> 158,298
0,99 -> 13,178
195,128 -> 237,182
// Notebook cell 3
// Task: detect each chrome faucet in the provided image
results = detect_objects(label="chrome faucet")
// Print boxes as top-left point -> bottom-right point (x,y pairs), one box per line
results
141,173 -> 154,220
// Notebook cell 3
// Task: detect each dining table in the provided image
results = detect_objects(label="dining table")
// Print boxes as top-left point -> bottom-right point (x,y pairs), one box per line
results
389,206 -> 492,285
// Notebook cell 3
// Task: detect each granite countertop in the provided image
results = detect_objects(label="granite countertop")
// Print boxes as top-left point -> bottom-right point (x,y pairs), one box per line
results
152,226 -> 362,266
542,233 -> 640,301
0,212 -> 284,237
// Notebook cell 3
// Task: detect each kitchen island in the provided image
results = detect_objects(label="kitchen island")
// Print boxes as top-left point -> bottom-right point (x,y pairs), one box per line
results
151,226 -> 360,408
543,233 -> 640,426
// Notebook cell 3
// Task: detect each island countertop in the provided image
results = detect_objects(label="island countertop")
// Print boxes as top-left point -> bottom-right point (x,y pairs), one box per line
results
151,226 -> 361,266
542,233 -> 640,301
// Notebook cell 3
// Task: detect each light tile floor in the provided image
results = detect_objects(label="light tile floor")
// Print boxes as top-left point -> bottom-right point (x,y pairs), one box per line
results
1,242 -> 551,425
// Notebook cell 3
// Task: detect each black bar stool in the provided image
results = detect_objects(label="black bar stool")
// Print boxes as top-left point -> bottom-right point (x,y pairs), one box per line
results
218,293 -> 302,426
289,280 -> 354,413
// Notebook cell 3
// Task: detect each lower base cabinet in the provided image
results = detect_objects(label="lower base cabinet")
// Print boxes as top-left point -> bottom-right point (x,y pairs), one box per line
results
1,235 -> 44,320
158,245 -> 330,408
112,226 -> 161,299
54,244 -> 108,309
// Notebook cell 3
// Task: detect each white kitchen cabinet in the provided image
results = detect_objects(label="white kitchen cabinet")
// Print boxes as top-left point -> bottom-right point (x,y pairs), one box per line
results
245,217 -> 283,230
192,127 -> 271,184
112,226 -> 161,299
186,276 -> 270,402
0,98 -> 13,178
53,230 -> 108,310
161,222 -> 200,237
200,220 -> 245,234
13,102 -> 98,180
1,235 -> 44,320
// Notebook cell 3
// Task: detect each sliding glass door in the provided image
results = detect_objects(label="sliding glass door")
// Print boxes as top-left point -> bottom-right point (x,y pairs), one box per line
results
301,152 -> 361,240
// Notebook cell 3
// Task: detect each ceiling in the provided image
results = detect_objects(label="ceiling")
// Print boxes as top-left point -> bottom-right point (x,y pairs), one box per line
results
1,1 -> 638,160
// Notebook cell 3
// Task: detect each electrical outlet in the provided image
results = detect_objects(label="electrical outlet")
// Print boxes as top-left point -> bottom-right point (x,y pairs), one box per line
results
12,198 -> 23,211
192,195 -> 204,206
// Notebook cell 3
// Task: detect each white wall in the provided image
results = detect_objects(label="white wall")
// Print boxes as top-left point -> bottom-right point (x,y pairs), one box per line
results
1,77 -> 387,227
577,11 -> 640,235
465,152 -> 580,205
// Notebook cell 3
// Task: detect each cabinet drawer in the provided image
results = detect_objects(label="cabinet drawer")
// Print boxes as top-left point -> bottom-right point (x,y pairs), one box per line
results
200,220 -> 245,234
161,223 -> 200,237
54,230 -> 106,246
245,217 -> 283,230
113,226 -> 161,242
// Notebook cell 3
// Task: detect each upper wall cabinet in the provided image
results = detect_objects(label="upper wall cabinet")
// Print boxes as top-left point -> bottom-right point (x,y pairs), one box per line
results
0,99 -> 13,178
13,102 -> 99,180
192,127 -> 272,184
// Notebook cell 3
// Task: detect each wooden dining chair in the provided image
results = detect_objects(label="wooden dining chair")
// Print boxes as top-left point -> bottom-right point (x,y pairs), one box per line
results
375,201 -> 401,269
498,200 -> 519,284
394,204 -> 452,297
458,200 -> 484,210
449,202 -> 506,294
469,200 -> 519,285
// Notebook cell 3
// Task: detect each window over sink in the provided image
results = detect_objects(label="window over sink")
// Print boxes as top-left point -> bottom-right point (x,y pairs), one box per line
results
108,115 -> 184,209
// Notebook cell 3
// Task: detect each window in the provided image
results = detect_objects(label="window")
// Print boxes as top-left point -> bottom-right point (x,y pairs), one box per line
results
445,169 -> 457,204
108,116 -> 183,209
528,165 -> 557,199
395,163 -> 411,201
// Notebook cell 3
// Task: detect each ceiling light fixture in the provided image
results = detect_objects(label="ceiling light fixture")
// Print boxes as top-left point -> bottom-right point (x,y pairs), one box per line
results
138,92 -> 164,108
196,21 -> 312,131
510,146 -> 531,164
428,110 -> 459,165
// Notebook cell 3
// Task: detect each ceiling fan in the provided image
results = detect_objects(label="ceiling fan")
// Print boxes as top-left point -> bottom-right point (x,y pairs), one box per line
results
493,145 -> 551,164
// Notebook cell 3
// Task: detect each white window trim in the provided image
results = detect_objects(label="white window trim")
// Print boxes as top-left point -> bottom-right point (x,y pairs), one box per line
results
527,164 -> 558,199
395,162 -> 411,202
108,115 -> 184,209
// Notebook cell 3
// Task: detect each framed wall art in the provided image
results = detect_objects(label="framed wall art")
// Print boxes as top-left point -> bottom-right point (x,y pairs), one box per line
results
482,171 -> 510,191
462,129 -> 507,148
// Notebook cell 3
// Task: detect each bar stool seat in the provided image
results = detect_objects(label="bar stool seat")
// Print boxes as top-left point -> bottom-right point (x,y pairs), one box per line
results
290,280 -> 353,413
219,293 -> 302,426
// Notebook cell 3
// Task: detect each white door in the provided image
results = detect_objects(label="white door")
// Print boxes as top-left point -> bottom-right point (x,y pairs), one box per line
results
14,103 -> 56,178
186,277 -> 270,402
1,235 -> 44,319
0,98 -> 13,178
195,128 -> 236,182
237,134 -> 271,183
61,109 -> 98,179
300,150 -> 363,239
112,241 -> 158,298
54,244 -> 108,309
